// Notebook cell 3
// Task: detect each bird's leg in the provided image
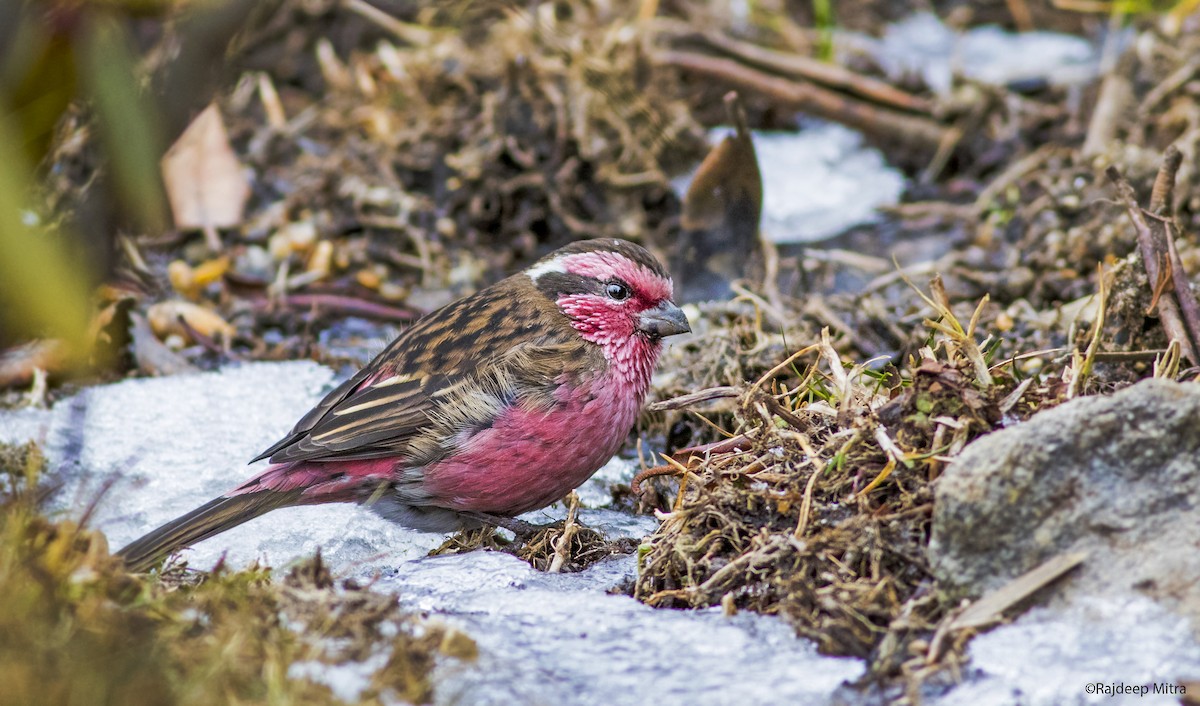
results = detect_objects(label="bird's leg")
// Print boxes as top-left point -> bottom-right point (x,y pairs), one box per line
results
462,511 -> 542,539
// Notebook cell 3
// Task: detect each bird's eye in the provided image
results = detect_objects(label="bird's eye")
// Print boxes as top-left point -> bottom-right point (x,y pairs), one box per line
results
605,281 -> 631,301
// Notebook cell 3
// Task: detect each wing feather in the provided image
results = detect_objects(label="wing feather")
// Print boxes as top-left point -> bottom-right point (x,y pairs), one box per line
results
251,277 -> 599,466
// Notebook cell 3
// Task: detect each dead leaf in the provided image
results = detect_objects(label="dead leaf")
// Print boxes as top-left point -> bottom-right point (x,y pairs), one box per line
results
0,340 -> 68,389
160,103 -> 250,231
948,552 -> 1088,631
146,300 -> 235,342
168,257 -> 229,299
130,312 -> 199,377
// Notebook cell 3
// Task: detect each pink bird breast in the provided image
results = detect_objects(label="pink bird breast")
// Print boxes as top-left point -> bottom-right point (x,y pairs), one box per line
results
421,362 -> 653,516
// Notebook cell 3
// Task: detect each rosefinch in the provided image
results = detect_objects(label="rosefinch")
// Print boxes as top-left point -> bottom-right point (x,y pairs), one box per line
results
118,239 -> 689,571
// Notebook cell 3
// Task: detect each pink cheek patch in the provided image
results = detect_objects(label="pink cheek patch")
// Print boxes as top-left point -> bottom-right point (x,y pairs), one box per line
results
557,295 -> 636,345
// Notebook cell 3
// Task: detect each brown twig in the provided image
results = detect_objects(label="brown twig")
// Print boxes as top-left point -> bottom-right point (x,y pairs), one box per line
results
973,144 -> 1062,216
630,433 -> 754,495
1106,153 -> 1200,364
1138,56 -> 1200,117
653,50 -> 948,154
176,313 -> 241,361
759,394 -> 808,431
1150,145 -> 1184,213
1083,25 -> 1133,157
1004,0 -> 1035,31
689,30 -> 933,115
630,463 -> 686,497
254,294 -> 421,322
1146,254 -> 1173,316
648,386 -> 742,411
928,551 -> 1087,664
1152,148 -> 1200,361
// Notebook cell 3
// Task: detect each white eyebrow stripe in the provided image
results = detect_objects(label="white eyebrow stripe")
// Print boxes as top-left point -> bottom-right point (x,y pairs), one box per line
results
525,256 -> 566,282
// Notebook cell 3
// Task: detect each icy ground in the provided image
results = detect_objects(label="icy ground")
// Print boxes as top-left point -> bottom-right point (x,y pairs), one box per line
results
2,362 -> 1198,705
678,13 -> 1116,247
0,362 -> 861,704
938,595 -> 1200,706
862,12 -> 1109,95
674,123 -> 906,244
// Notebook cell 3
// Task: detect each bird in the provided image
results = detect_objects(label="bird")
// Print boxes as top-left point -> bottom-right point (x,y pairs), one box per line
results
117,238 -> 690,572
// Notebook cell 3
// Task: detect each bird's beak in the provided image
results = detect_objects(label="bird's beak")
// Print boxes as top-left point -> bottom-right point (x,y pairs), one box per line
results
638,301 -> 691,338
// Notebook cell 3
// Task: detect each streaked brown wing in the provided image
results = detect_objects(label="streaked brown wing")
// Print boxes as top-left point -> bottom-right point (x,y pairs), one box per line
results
250,365 -> 376,463
251,275 -> 579,465
261,372 -> 446,464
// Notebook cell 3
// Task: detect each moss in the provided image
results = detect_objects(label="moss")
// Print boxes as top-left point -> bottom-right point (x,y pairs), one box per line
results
634,305 -> 1066,686
0,442 -> 473,706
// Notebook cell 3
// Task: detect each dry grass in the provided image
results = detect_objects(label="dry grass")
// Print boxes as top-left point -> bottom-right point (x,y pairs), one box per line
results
0,441 -> 474,706
430,494 -> 638,573
634,284 -> 1067,689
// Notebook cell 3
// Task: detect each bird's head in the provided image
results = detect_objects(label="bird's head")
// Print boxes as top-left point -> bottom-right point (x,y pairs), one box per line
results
529,239 -> 690,366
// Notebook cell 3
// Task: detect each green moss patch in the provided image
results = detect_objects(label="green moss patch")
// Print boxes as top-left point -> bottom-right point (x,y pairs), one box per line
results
0,442 -> 475,706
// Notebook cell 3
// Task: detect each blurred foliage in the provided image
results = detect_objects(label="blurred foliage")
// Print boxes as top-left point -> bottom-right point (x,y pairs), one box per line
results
0,1 -> 179,361
0,112 -> 93,356
811,0 -> 834,61
1111,0 -> 1199,13
0,439 -> 465,706
1059,0 -> 1200,27
79,14 -> 168,233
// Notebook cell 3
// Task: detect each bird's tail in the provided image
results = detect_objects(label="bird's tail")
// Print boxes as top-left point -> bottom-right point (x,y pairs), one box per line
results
116,490 -> 302,573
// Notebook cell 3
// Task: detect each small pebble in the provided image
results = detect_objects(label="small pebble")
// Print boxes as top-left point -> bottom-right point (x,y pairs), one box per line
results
236,245 -> 273,280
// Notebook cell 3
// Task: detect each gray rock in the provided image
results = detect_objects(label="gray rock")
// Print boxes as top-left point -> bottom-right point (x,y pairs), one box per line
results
930,378 -> 1200,628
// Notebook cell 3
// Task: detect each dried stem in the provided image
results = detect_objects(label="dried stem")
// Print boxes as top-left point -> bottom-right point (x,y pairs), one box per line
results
1106,154 -> 1200,364
686,28 -> 933,115
1067,265 -> 1108,398
1083,50 -> 1133,157
1149,145 -> 1183,213
649,386 -> 742,412
547,492 -> 581,574
653,50 -> 948,153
